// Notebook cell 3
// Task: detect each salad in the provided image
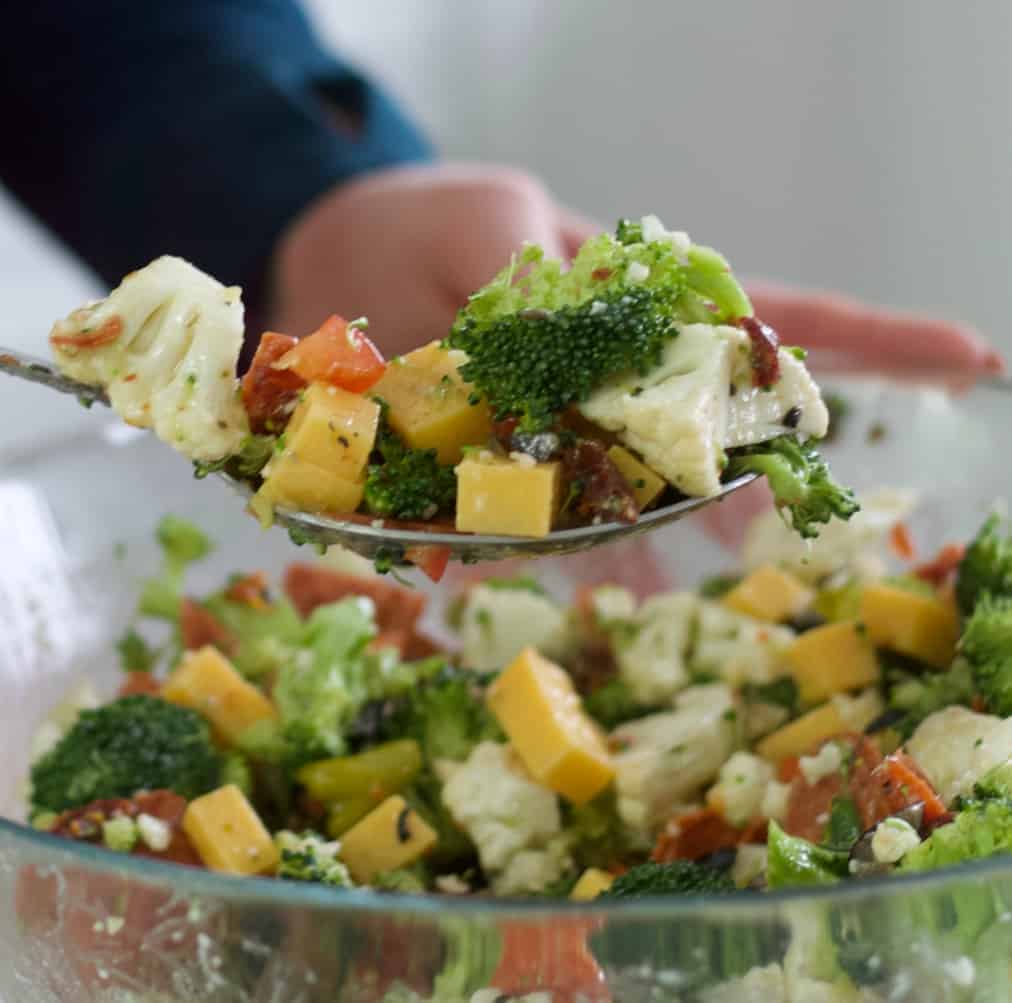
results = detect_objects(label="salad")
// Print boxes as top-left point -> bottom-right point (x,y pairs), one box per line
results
48,217 -> 856,579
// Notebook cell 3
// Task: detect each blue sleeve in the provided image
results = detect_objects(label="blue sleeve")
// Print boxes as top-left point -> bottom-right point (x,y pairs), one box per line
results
0,1 -> 434,329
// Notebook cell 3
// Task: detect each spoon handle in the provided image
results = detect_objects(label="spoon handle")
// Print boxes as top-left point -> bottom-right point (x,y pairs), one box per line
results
0,346 -> 109,406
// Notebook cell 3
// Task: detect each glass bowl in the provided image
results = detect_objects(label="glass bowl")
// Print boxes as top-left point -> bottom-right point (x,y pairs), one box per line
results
1,375 -> 1010,1003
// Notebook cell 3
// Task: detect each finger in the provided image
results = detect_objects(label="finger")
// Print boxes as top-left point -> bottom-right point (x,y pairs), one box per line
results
746,280 -> 1005,376
556,205 -> 602,260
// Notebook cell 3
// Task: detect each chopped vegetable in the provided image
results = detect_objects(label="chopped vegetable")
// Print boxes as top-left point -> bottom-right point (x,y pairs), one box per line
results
275,315 -> 386,393
958,592 -> 1012,715
138,515 -> 212,621
956,513 -> 1012,616
602,859 -> 735,897
275,830 -> 353,887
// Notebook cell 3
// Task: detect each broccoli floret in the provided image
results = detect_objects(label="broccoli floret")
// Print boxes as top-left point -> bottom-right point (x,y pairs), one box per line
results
275,830 -> 353,887
116,628 -> 157,673
975,761 -> 1012,801
138,516 -> 212,621
957,594 -> 1012,715
192,433 -> 277,482
221,752 -> 253,798
602,859 -> 734,898
201,588 -> 302,680
30,695 -> 223,814
956,514 -> 1012,616
582,678 -> 656,730
363,417 -> 456,521
726,436 -> 859,539
564,789 -> 636,872
101,815 -> 139,853
887,659 -> 976,739
372,865 -> 429,893
901,800 -> 1012,871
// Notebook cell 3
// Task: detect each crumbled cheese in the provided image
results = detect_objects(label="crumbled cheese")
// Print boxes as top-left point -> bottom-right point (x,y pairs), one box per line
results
706,752 -> 773,827
639,214 -> 692,257
798,742 -> 843,785
871,817 -> 921,864
625,261 -> 650,284
509,451 -> 537,468
136,813 -> 172,853
760,780 -> 792,823
589,299 -> 608,316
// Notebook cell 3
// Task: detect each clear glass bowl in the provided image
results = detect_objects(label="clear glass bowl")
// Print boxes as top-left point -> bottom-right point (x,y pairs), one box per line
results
1,375 -> 1010,1003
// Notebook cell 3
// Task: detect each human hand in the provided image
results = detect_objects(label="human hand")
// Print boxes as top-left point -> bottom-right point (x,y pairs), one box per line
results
269,162 -> 596,356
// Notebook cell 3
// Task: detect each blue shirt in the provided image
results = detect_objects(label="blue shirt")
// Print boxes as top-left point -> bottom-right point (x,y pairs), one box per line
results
1,2 -> 433,336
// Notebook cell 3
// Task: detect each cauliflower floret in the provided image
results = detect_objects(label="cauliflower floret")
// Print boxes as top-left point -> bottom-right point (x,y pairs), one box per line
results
612,591 -> 699,704
50,256 -> 249,462
455,584 -> 574,672
691,600 -> 795,685
579,323 -> 828,498
906,707 -> 1012,804
611,683 -> 739,834
705,751 -> 775,827
441,742 -> 569,886
494,836 -> 572,896
742,487 -> 918,584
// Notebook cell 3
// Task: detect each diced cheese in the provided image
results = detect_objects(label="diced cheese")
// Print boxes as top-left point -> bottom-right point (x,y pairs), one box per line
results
338,795 -> 438,883
798,741 -> 844,785
756,690 -> 882,763
256,382 -> 379,514
162,646 -> 277,746
488,648 -> 615,805
606,445 -> 667,510
859,584 -> 960,669
784,621 -> 880,705
455,454 -> 561,538
705,751 -> 774,827
722,565 -> 814,623
182,784 -> 279,876
614,591 -> 698,703
692,600 -> 796,686
570,868 -> 615,901
370,340 -> 492,464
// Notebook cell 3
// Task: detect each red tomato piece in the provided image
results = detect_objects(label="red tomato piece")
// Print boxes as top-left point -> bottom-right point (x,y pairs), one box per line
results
652,807 -> 742,862
224,570 -> 271,609
276,315 -> 386,393
117,671 -> 161,698
915,542 -> 966,587
179,598 -> 238,656
241,331 -> 305,434
889,522 -> 917,562
404,544 -> 451,583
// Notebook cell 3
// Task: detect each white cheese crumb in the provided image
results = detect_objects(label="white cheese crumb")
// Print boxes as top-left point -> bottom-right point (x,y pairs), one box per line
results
105,916 -> 125,936
798,741 -> 843,785
871,817 -> 921,864
759,780 -> 791,822
589,300 -> 608,316
509,451 -> 537,468
136,813 -> 172,853
625,261 -> 650,284
943,957 -> 976,988
435,874 -> 471,895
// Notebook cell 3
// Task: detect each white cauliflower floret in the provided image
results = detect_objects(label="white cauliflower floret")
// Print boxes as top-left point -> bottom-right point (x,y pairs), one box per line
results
705,751 -> 774,827
579,323 -> 828,498
742,487 -> 918,584
611,683 -> 739,834
441,742 -> 569,887
906,707 -> 1012,804
50,255 -> 250,462
612,591 -> 699,704
494,836 -> 572,896
691,600 -> 795,685
455,584 -> 574,672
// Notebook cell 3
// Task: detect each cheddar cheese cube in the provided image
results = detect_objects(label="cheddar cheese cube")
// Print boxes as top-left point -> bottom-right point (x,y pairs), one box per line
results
257,382 -> 380,514
784,621 -> 880,704
723,565 -> 814,623
756,691 -> 882,763
162,646 -> 277,746
859,584 -> 960,669
606,445 -> 666,510
488,647 -> 615,805
570,868 -> 615,901
338,795 -> 438,883
182,784 -> 280,876
370,341 -> 492,464
455,454 -> 561,538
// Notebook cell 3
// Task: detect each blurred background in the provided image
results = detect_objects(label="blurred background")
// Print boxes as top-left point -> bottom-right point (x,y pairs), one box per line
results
2,0 -> 1010,450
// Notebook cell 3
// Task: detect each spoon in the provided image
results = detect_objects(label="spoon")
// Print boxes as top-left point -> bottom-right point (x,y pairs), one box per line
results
0,346 -> 756,564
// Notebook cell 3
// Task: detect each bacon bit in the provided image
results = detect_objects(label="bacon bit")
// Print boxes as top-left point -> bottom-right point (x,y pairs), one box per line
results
561,440 -> 640,525
50,315 -> 124,350
652,807 -> 742,862
179,598 -> 239,656
914,542 -> 966,588
224,571 -> 271,609
117,672 -> 161,698
889,522 -> 917,562
404,544 -> 451,583
241,332 -> 306,434
740,317 -> 781,388
591,267 -> 614,281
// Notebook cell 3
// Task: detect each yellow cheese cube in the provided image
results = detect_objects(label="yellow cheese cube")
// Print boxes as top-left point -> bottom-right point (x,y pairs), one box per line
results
455,454 -> 562,538
606,445 -> 667,510
570,868 -> 615,901
785,621 -> 881,705
859,584 -> 960,669
162,646 -> 277,747
182,785 -> 280,876
338,795 -> 438,883
756,702 -> 850,763
371,341 -> 492,464
257,382 -> 379,515
488,647 -> 615,805
723,565 -> 814,623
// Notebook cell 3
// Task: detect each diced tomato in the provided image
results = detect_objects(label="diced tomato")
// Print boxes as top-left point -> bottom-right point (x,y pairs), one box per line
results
131,790 -> 203,866
889,522 -> 917,562
276,315 -> 386,393
179,598 -> 238,656
224,570 -> 271,609
241,331 -> 306,433
915,542 -> 966,588
856,751 -> 948,830
117,671 -> 161,698
652,808 -> 742,862
783,734 -> 867,842
778,756 -> 802,783
50,314 -> 124,350
404,544 -> 451,583
492,920 -> 610,1003
283,563 -> 427,635
741,316 -> 781,388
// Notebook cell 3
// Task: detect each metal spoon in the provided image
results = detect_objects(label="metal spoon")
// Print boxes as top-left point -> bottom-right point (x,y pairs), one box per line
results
0,346 -> 756,564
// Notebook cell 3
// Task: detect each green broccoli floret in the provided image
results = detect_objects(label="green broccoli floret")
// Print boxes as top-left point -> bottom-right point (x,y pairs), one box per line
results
956,514 -> 1012,616
564,789 -> 636,872
602,860 -> 734,898
372,865 -> 429,893
30,695 -> 223,815
101,815 -> 140,853
726,436 -> 859,539
192,433 -> 277,481
887,659 -> 976,739
975,761 -> 1012,801
582,678 -> 656,730
958,594 -> 1012,716
221,752 -> 254,798
138,516 -> 212,620
275,830 -> 353,887
201,587 -> 302,680
901,800 -> 1012,872
115,627 -> 157,673
363,417 -> 456,521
